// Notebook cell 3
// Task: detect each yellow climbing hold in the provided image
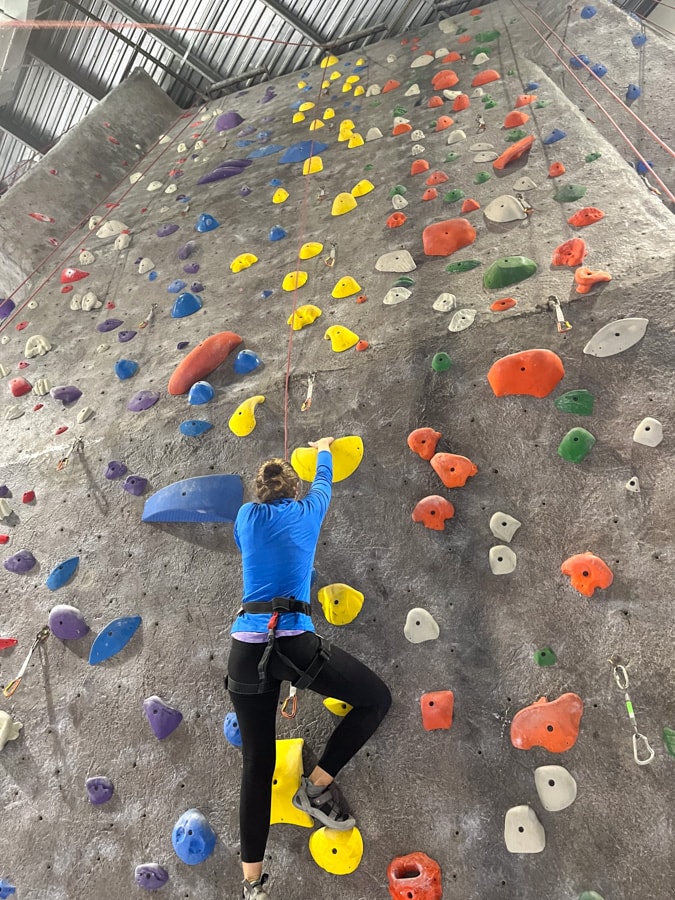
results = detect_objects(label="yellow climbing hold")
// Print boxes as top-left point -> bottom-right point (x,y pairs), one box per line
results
323,107 -> 335,120
299,101 -> 315,112
323,697 -> 354,716
321,79 -> 331,90
309,827 -> 364,875
320,54 -> 340,68
351,179 -> 374,197
291,435 -> 364,483
347,132 -> 364,148
354,85 -> 365,96
308,119 -> 325,131
332,192 -> 358,216
230,253 -> 258,274
346,75 -> 360,85
329,71 -> 342,81
228,395 -> 265,437
342,82 -> 353,93
338,120 -> 355,141
299,241 -> 324,259
272,188 -> 289,204
282,270 -> 308,291
318,583 -> 364,626
292,112 -> 306,124
297,80 -> 307,89
355,57 -> 366,66
324,325 -> 359,352
270,739 -> 313,827
302,155 -> 323,175
287,304 -> 322,331
331,275 -> 361,298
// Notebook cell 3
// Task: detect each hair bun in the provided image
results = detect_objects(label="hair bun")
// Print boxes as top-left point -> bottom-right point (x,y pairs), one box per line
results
263,463 -> 283,478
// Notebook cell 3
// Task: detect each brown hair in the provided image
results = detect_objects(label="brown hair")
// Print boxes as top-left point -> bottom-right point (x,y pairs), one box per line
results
255,458 -> 300,503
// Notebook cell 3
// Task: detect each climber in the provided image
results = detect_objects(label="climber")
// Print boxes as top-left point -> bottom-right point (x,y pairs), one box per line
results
226,437 -> 391,900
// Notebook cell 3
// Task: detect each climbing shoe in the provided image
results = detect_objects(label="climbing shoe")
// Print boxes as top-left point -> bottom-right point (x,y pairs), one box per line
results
242,873 -> 270,899
292,775 -> 356,830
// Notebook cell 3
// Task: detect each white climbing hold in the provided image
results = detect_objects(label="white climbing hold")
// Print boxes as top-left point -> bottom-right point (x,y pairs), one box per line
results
633,417 -> 663,447
534,766 -> 577,812
70,295 -> 82,311
435,47 -> 450,58
27,300 -> 38,310
410,144 -> 426,156
32,377 -> 51,396
96,344 -> 109,354
138,258 -> 155,275
438,19 -> 458,34
473,151 -> 499,163
158,134 -> 171,144
472,87 -> 485,98
391,195 -> 409,210
404,83 -> 420,96
0,498 -> 11,518
504,806 -> 545,853
625,476 -> 640,493
165,183 -> 178,194
0,336 -> 9,345
411,53 -> 435,68
195,140 -> 205,150
489,545 -> 517,574
442,89 -> 462,100
0,365 -> 6,378
375,250 -> 416,273
470,142 -> 495,151
489,512 -> 521,543
25,335 -> 51,358
473,52 -> 490,65
77,407 -> 95,424
81,291 -> 102,311
383,288 -> 412,306
404,608 -> 440,643
583,317 -> 648,357
484,195 -> 527,223
88,216 -> 102,230
365,85 -> 381,97
79,249 -> 95,265
0,709 -> 22,751
4,406 -> 23,421
448,309 -> 476,332
411,129 -> 426,141
386,54 -> 397,64
96,220 -> 128,238
146,181 -> 163,192
114,232 -> 131,250
365,127 -> 383,141
129,172 -> 144,184
512,176 -> 537,191
447,129 -> 466,145
176,142 -> 188,153
433,293 -> 456,312
393,116 -> 410,126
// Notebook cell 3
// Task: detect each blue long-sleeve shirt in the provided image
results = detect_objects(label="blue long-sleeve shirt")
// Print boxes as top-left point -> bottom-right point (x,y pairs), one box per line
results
231,451 -> 332,642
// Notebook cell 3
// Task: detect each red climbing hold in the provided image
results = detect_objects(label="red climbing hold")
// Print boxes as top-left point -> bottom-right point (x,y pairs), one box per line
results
461,198 -> 480,213
382,79 -> 401,93
60,267 -> 89,284
0,632 -> 17,642
355,340 -> 370,352
427,96 -> 444,109
458,34 -> 472,43
407,427 -> 441,461
387,213 -> 407,228
493,135 -> 535,170
420,691 -> 454,730
393,122 -> 413,135
426,171 -> 449,186
488,349 -> 565,398
33,404 -> 43,411
434,115 -> 454,132
412,496 -> 455,531
511,693 -> 584,752
548,161 -> 566,177
168,331 -> 243,396
22,490 -> 35,503
430,453 -> 478,488
567,207 -> 605,227
515,94 -> 537,107
55,426 -> 69,435
388,852 -> 442,900
16,321 -> 29,331
471,69 -> 501,87
490,297 -> 517,311
411,159 -> 431,175
61,285 -> 73,294
561,552 -> 614,596
422,218 -> 476,257
432,70 -> 459,90
17,361 -> 29,370
443,51 -> 462,62
552,238 -> 587,267
422,188 -> 439,201
452,94 -> 470,112
574,266 -> 612,293
9,377 -> 32,397
107,136 -> 120,144
503,110 -> 530,128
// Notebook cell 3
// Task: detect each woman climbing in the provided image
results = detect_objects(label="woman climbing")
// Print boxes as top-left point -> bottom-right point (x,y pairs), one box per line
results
227,437 -> 391,900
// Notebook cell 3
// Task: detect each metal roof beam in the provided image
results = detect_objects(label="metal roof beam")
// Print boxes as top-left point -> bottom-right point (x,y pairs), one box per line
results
0,108 -> 45,152
256,0 -> 324,46
27,36 -> 107,101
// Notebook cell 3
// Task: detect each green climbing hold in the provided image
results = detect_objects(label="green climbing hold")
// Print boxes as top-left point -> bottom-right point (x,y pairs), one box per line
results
507,69 -> 516,76
390,185 -> 407,197
470,46 -> 492,57
432,352 -> 452,372
554,389 -> 594,416
585,152 -> 602,162
535,647 -> 557,667
481,94 -> 492,104
535,99 -> 552,108
456,25 -> 467,34
446,260 -> 481,274
474,29 -> 501,42
363,164 -> 374,172
578,894 -> 604,900
483,98 -> 498,109
474,171 -> 491,184
445,152 -> 461,162
394,276 -> 415,287
557,427 -> 596,463
663,726 -> 675,758
553,184 -> 588,203
392,104 -> 407,117
483,256 -> 537,289
505,129 -> 528,142
444,189 -> 465,203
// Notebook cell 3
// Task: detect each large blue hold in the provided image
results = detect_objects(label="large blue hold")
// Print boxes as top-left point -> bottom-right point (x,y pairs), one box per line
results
279,140 -> 329,164
141,475 -> 243,523
172,809 -> 216,865
115,359 -> 139,380
179,420 -> 212,437
89,616 -> 142,665
224,712 -> 242,748
188,381 -> 215,405
569,53 -> 591,69
580,5 -> 596,17
46,556 -> 79,591
543,128 -> 567,145
247,144 -> 285,159
172,293 -> 202,318
233,349 -> 261,374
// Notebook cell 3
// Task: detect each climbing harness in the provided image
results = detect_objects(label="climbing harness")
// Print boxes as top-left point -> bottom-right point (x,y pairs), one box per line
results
548,296 -> 572,333
56,437 -> 84,471
301,373 -> 316,412
609,656 -> 655,766
3,626 -> 50,697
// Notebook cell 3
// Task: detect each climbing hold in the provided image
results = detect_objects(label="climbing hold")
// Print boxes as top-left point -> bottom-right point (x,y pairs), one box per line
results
446,129 -> 466,145
471,69 -> 501,88
484,195 -> 527,223
431,69 -> 459,90
156,223 -> 179,238
420,691 -> 454,730
48,604 -> 89,639
387,852 -> 442,900
663,727 -> 675,758
0,299 -> 15,319
0,711 -> 22,751
452,94 -> 470,111
122,475 -> 147,496
626,84 -> 641,101
408,427 -> 442,460
425,171 -> 449,186
383,288 -> 411,306
448,309 -> 477,332
492,135 -> 535,170
574,267 -> 612,294
412,496 -> 455,531
287,305 -> 322,331
444,189 -> 466,203
483,255 -> 537,289
488,349 -> 564,398
490,297 -> 516,311
433,293 -> 456,312
21,490 -> 34,504
489,512 -> 521,542
512,176 -> 537,192
134,864 -> 169,891
171,292 -> 202,318
382,79 -> 401,93
142,475 -> 242,523
548,161 -> 565,178
585,151 -> 602,162
435,116 -> 454,132
474,172 -> 491,186
534,765 -> 577,811
299,242 -> 323,259
446,259 -> 481,273
89,615 -> 142,664
567,207 -> 605,227
590,63 -> 607,78
375,250 -> 415,273
505,129 -> 528,143
581,4 -> 596,16
97,318 -> 123,333
230,253 -> 258,273
583,317 -> 648,357
579,894 -> 605,900
554,389 -> 594,415
9,377 -> 32,397
194,213 -> 220,232
77,407 -> 94,424
271,738 -> 313,826
282,271 -> 308,293
272,188 -> 289,204
60,267 -> 89,284
534,647 -> 557,667
332,192 -> 358,216
552,239 -> 587,267
172,809 -> 217,864
291,436 -> 364,484
503,110 -> 530,128
224,711 -> 242,748
561,552 -> 613,596
215,111 -> 244,132
168,331 -> 242,395
472,52 -> 490,65
553,184 -> 587,203
558,427 -> 596,463
25,335 -> 51,358
404,608 -> 440,643
85,776 -> 114,805
119,330 -> 137,344
633,417 -> 663,447
323,698 -> 353,716
411,159 -> 430,176
511,693 -> 584,752
228,395 -> 265,437
302,155 -> 323,175
188,381 -> 215,405
143,695 -> 183,740
430,453 -> 478,488
504,806 -> 545,853
324,325 -> 359,352
387,212 -> 407,227
474,150 -> 498,163
489,545 -> 517,574
127,391 -> 160,412
423,218 -> 476,257
365,127 -> 383,141
317,583 -> 364,625
431,352 -> 452,372
269,226 -> 287,241
115,359 -> 139,380
352,179 -> 374,197
179,420 -> 213,437
4,550 -> 37,574
309,826 -> 364,875
543,128 -> 567,145
46,556 -> 79,591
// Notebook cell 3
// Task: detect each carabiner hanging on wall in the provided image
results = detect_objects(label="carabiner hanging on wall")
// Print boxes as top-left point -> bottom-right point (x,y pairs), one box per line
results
281,685 -> 298,719
3,626 -> 50,697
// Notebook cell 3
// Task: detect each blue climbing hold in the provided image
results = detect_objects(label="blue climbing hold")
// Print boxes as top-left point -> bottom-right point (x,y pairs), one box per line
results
631,33 -> 647,47
269,177 -> 283,187
188,381 -> 215,405
89,616 -> 142,665
179,420 -> 213,437
580,5 -> 597,18
636,158 -> 654,174
543,128 -> 567,145
569,54 -> 591,69
194,213 -> 220,233
269,226 -> 287,241
172,809 -> 216,865
235,139 -> 254,148
141,475 -> 243,523
148,271 -> 158,281
258,131 -> 273,143
171,292 -> 202,318
279,140 -> 329,164
247,144 -> 285,159
260,289 -> 274,299
115,359 -> 139,380
525,81 -> 539,91
591,62 -> 607,78
626,83 -> 641,101
46,556 -> 79,591
224,712 -> 242,748
0,880 -> 16,898
168,279 -> 187,294
233,349 -> 262,374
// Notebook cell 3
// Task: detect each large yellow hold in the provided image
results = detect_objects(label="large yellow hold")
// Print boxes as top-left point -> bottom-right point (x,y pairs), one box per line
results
331,192 -> 357,216
292,112 -> 306,124
308,119 -> 325,131
309,826 -> 364,875
347,133 -> 364,148
331,276 -> 361,299
272,188 -> 289,204
287,304 -> 322,331
353,85 -> 365,97
318,583 -> 364,625
299,241 -> 323,260
323,107 -> 335,120
228,395 -> 264,437
320,54 -> 339,68
270,739 -> 313,827
338,120 -> 355,141
302,156 -> 323,175
291,435 -> 364,483
230,253 -> 258,273
351,179 -> 374,197
324,325 -> 359,352
299,101 -> 315,111
282,270 -> 308,291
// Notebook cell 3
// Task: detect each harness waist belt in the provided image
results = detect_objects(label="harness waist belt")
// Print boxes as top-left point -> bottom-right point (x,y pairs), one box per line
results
240,596 -> 310,616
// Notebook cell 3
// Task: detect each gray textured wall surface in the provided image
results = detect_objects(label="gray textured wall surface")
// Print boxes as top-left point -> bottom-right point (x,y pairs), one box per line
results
0,3 -> 673,900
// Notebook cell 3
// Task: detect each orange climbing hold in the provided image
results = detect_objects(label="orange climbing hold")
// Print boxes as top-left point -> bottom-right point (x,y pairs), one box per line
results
567,207 -> 605,227
510,693 -> 584,753
427,96 -> 444,108
503,110 -> 530,128
452,93 -> 470,112
407,427 -> 442,460
388,852 -> 442,900
443,51 -> 462,62
548,161 -> 566,177
167,331 -> 243,395
574,266 -> 612,294
470,7 -> 482,13
458,34 -> 472,43
426,171 -> 449,186
561,552 -> 614,596
515,93 -> 537,107
387,212 -> 407,228
491,297 -> 517,311
422,217 -> 477,257
382,79 -> 401,93
412,496 -> 455,531
431,69 -> 459,90
487,349 -> 565,398
493,135 -> 535,170
392,122 -> 412,135
422,188 -> 439,201
552,238 -> 587,267
420,690 -> 454,729
430,453 -> 478,488
471,69 -> 501,87
461,198 -> 480,213
411,158 -> 430,175
434,115 -> 454,132
355,340 -> 370,352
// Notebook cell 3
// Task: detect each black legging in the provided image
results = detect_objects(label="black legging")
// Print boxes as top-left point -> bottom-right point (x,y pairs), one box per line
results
228,632 -> 391,863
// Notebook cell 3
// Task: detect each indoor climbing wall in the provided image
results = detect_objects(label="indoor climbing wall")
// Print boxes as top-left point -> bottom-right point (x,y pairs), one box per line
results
1,1 -> 674,899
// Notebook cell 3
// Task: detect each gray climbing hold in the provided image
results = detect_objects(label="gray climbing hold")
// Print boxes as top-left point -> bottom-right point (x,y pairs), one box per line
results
404,608 -> 440,643
534,765 -> 577,811
504,805 -> 546,853
489,512 -> 521,542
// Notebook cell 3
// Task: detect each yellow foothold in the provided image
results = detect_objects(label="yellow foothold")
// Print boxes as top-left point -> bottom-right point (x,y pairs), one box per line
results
321,79 -> 331,90
299,241 -> 324,259
318,583 -> 364,626
338,120 -> 355,141
309,826 -> 364,875
351,179 -> 374,197
353,85 -> 365,96
329,71 -> 342,81
331,192 -> 358,216
323,697 -> 354,716
355,57 -> 366,66
347,132 -> 364,148
230,253 -> 258,273
292,112 -> 306,124
299,101 -> 315,111
297,80 -> 307,89
282,270 -> 308,292
270,739 -> 313,827
228,395 -> 265,437
331,275 -> 361,298
323,107 -> 335,120
287,304 -> 322,331
272,187 -> 289,204
320,54 -> 340,68
342,82 -> 353,93
302,155 -> 324,175
346,75 -> 360,85
291,435 -> 364,483
308,119 -> 325,131
324,325 -> 359,352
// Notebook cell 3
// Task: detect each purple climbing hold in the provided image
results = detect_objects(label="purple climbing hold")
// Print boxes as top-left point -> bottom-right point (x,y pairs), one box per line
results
156,223 -> 180,237
0,485 -> 9,498
168,280 -> 187,293
183,262 -> 200,274
127,391 -> 160,412
96,319 -> 123,333
85,776 -> 114,805
122,475 -> 148,496
177,241 -> 196,260
239,185 -> 252,197
143,695 -> 183,740
50,385 -> 82,404
261,86 -> 276,103
197,167 -> 246,185
177,341 -> 190,350
118,330 -> 137,343
4,550 -> 37,574
105,460 -> 128,480
190,281 -> 204,292
134,863 -> 169,891
237,124 -> 256,137
0,298 -> 16,319
48,604 -> 89,640
215,111 -> 244,132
